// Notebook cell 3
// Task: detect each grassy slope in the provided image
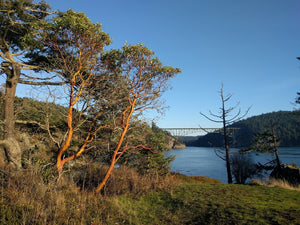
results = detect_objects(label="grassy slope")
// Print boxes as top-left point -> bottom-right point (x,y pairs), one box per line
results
0,170 -> 299,224
110,184 -> 300,225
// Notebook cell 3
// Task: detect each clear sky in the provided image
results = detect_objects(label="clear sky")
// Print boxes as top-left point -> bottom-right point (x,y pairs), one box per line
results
31,1 -> 300,128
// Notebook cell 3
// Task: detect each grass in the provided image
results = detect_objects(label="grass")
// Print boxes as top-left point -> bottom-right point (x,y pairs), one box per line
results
0,167 -> 299,224
109,184 -> 300,225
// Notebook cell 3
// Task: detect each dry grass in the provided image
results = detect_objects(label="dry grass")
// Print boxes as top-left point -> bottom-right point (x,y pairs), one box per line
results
0,164 -> 183,224
0,166 -> 299,224
267,178 -> 300,191
250,178 -> 300,191
71,163 -> 180,196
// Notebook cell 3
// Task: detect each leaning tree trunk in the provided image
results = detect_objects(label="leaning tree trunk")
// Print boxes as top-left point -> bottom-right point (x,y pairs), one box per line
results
0,62 -> 22,169
272,128 -> 281,169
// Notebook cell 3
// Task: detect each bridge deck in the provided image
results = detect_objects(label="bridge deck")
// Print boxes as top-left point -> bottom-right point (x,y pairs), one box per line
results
161,127 -> 239,136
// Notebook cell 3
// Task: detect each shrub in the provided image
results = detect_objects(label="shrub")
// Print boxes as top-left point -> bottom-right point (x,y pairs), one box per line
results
230,153 -> 258,184
72,163 -> 178,196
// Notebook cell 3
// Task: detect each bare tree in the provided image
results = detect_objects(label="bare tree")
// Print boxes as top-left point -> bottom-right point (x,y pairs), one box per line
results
200,84 -> 250,183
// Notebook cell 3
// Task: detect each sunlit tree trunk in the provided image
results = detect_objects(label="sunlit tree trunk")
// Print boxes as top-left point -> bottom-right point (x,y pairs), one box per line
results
95,98 -> 136,193
56,104 -> 74,172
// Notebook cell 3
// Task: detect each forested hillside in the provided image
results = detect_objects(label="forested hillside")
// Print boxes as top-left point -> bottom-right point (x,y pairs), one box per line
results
190,111 -> 300,147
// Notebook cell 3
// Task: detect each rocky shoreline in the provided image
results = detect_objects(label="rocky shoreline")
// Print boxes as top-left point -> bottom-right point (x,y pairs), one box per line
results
166,135 -> 186,150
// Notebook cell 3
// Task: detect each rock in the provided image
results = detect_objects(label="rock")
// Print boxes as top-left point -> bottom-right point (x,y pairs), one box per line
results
270,164 -> 300,186
166,135 -> 186,150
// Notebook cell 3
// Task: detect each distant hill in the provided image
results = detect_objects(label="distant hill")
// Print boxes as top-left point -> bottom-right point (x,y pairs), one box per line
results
187,111 -> 300,147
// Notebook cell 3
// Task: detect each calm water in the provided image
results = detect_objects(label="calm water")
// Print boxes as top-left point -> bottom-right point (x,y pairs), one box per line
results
164,147 -> 300,183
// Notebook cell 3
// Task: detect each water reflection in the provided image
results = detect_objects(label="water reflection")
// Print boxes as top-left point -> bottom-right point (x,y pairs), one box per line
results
164,147 -> 300,183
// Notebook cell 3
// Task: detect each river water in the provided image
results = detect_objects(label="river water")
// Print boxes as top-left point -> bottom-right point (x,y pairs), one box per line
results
164,147 -> 300,183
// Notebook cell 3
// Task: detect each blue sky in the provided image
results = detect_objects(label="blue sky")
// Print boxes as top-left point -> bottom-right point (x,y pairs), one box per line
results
33,1 -> 300,128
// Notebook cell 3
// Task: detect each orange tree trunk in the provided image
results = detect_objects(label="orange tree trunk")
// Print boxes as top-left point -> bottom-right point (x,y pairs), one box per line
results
95,98 -> 136,193
56,92 -> 74,173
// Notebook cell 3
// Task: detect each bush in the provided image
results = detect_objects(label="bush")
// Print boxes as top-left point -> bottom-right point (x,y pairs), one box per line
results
231,153 -> 258,184
72,163 -> 177,196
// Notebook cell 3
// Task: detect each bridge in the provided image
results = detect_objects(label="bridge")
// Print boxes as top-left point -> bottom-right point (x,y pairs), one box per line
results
161,127 -> 239,137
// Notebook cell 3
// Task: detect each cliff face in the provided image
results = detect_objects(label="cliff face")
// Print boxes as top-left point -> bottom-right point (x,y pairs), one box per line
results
166,135 -> 186,150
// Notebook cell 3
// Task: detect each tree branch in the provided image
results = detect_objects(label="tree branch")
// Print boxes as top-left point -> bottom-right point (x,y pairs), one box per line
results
18,80 -> 66,85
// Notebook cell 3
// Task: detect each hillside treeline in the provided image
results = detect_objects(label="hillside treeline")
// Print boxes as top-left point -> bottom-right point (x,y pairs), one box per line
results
190,111 -> 300,147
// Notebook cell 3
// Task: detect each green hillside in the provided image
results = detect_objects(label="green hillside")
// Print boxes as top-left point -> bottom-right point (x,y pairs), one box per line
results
190,111 -> 300,147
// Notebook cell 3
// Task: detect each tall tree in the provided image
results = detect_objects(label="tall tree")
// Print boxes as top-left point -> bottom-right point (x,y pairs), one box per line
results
200,84 -> 250,183
0,0 -> 58,169
40,9 -> 112,174
253,127 -> 281,168
94,44 -> 180,193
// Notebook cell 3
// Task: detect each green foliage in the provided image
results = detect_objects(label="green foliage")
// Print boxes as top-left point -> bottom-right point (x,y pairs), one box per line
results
39,9 -> 111,79
234,111 -> 300,147
148,122 -> 169,151
47,9 -> 111,47
52,9 -> 109,40
101,43 -> 181,113
0,0 -> 51,51
117,122 -> 175,176
127,149 -> 175,176
252,131 -> 279,153
0,0 -> 55,72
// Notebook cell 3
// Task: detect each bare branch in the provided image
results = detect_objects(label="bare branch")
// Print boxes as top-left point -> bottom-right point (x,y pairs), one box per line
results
18,80 -> 66,86
200,112 -> 222,123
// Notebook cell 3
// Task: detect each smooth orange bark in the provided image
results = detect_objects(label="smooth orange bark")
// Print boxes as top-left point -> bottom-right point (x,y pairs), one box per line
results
95,97 -> 136,193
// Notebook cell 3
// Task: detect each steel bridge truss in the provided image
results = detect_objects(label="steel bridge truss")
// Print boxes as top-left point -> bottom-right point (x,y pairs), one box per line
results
161,127 -> 239,137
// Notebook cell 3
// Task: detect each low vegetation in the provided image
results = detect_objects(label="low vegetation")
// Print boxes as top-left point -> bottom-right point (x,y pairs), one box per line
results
0,167 -> 299,224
